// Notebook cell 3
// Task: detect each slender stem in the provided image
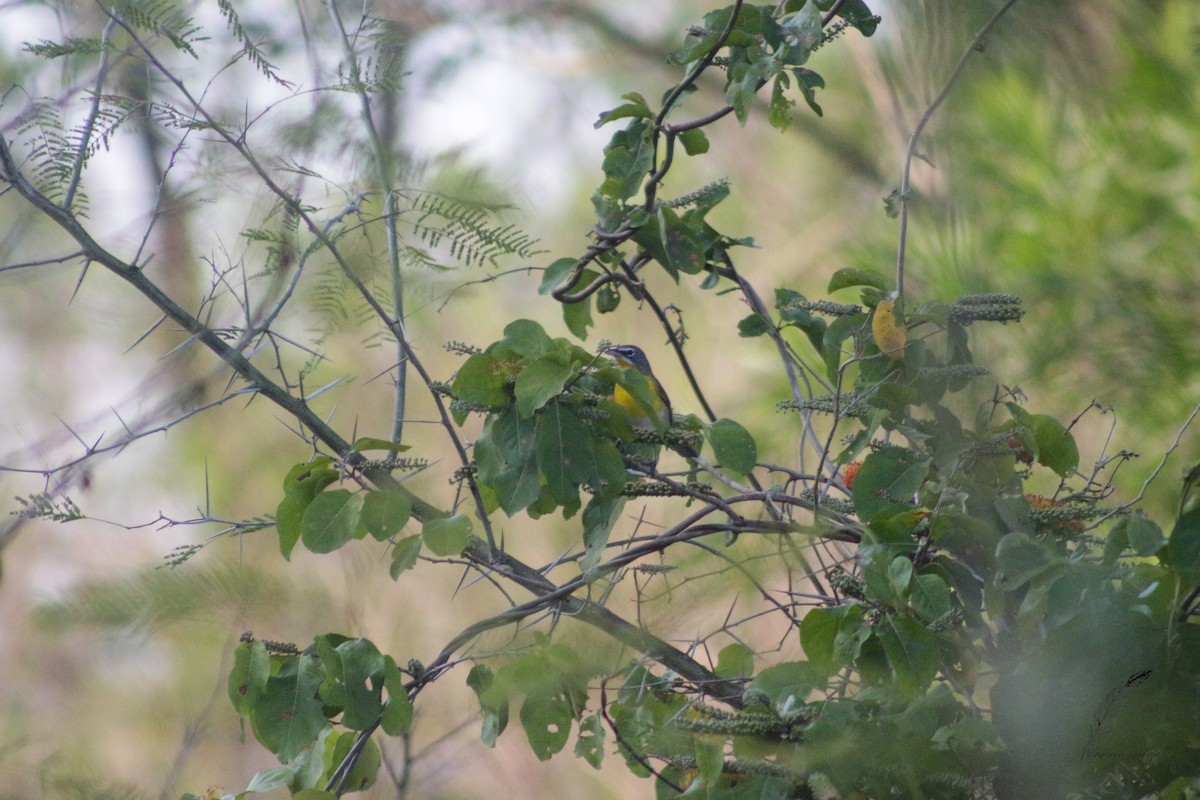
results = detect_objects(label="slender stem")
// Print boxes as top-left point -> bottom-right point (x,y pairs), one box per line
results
63,16 -> 117,210
895,0 -> 1022,296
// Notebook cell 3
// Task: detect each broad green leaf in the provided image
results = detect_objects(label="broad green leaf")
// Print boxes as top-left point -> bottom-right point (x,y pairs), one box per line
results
519,691 -> 573,761
563,290 -> 594,339
877,615 -> 939,697
1108,512 -> 1164,561
707,418 -> 757,474
887,555 -> 913,595
574,712 -> 605,769
476,406 -> 540,516
325,731 -> 379,793
332,638 -> 385,730
389,535 -> 422,579
245,766 -> 294,793
581,493 -> 625,573
349,437 -> 409,453
381,657 -> 414,736
451,352 -> 510,408
538,257 -> 579,295
600,120 -> 653,201
360,490 -> 411,541
1168,507 -> 1200,581
535,405 -> 594,512
793,67 -> 825,116
678,128 -> 709,155
301,490 -> 365,554
768,74 -> 793,131
748,661 -> 823,714
910,573 -> 953,621
737,312 -> 771,337
467,665 -> 509,747
422,514 -> 472,556
228,638 -> 269,714
594,96 -> 654,128
694,737 -> 724,784
715,643 -> 755,679
821,313 -> 865,382
278,459 -> 339,559
995,532 -> 1055,590
1005,404 -> 1079,478
249,656 -> 328,762
499,319 -> 553,359
851,446 -> 930,522
514,353 -> 574,417
799,607 -> 840,674
827,266 -> 890,294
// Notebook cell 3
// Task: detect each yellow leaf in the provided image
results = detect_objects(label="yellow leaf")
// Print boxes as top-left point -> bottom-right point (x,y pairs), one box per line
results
872,296 -> 906,359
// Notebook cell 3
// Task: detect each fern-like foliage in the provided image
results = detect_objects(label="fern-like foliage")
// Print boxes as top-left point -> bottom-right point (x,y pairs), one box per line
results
401,190 -> 545,269
109,0 -> 202,59
15,99 -> 79,208
216,0 -> 293,87
331,53 -> 407,95
22,38 -> 106,59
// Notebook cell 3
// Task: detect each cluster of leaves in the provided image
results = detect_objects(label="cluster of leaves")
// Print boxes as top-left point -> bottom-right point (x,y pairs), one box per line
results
208,634 -> 413,799
543,0 -> 878,337
450,319 -> 755,569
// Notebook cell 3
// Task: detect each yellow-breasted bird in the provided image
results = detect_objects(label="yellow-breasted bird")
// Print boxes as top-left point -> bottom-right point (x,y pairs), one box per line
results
604,344 -> 698,463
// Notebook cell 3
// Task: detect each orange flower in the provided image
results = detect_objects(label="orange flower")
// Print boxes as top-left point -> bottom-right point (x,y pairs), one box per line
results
843,461 -> 862,490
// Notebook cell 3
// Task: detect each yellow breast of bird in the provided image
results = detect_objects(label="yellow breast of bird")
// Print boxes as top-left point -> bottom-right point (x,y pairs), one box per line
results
614,383 -> 664,425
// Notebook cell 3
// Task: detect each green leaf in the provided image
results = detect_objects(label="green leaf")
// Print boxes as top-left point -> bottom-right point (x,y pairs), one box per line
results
499,319 -> 553,359
563,290 -> 594,339
678,128 -> 709,155
799,607 -> 840,675
467,665 -> 509,747
600,120 -> 654,201
1168,507 -> 1200,581
422,514 -> 472,556
389,535 -> 422,579
360,490 -> 412,541
748,661 -> 823,715
707,418 -> 758,474
349,437 -> 409,453
574,712 -> 606,769
1005,405 -> 1080,478
910,573 -> 953,621
451,352 -> 510,408
301,490 -> 365,554
887,555 -> 913,595
535,405 -> 595,513
538,257 -> 579,295
716,643 -> 756,679
995,532 -> 1055,590
594,95 -> 654,128
694,737 -> 724,784
476,407 -> 542,516
249,656 -> 328,762
876,615 -> 939,697
325,730 -> 379,793
277,459 -> 339,559
827,267 -> 890,294
519,691 -> 574,761
793,67 -> 825,116
228,639 -> 269,715
768,74 -> 794,131
821,313 -> 865,382
381,656 -> 414,736
245,766 -> 294,793
581,493 -> 625,573
737,312 -> 771,337
851,446 -> 930,522
329,638 -> 385,730
514,353 -> 574,417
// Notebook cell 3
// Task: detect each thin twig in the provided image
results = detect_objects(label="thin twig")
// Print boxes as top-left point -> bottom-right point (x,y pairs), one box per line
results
895,0 -> 1022,295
